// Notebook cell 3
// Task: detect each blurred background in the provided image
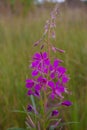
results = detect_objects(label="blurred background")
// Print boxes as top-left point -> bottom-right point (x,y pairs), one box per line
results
0,0 -> 87,130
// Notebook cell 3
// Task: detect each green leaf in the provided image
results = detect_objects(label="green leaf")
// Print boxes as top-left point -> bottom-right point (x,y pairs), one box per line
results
57,122 -> 80,128
7,128 -> 26,130
30,95 -> 36,110
49,126 -> 55,130
12,110 -> 26,114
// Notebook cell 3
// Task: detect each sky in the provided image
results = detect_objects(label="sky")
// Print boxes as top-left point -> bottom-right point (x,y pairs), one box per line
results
37,0 -> 87,3
38,0 -> 65,3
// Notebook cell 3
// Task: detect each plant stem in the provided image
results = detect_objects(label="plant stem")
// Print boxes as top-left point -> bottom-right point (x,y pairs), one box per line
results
47,18 -> 52,58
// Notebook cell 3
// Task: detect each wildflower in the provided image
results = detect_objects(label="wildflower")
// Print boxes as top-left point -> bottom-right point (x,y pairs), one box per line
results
55,48 -> 65,53
62,74 -> 70,84
48,81 -> 65,99
50,22 -> 56,28
26,75 -> 48,97
34,90 -> 40,98
51,110 -> 59,116
26,78 -> 40,97
27,105 -> 33,112
44,20 -> 50,34
50,59 -> 66,79
34,39 -> 41,47
26,79 -> 34,88
25,4 -> 72,129
61,100 -> 72,106
52,31 -> 56,39
31,52 -> 50,76
40,44 -> 44,50
52,46 -> 57,53
27,104 -> 38,115
27,90 -> 33,96
52,46 -> 65,53
38,76 -> 47,90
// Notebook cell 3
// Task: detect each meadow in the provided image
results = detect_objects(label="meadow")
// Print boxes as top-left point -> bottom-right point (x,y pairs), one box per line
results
0,6 -> 87,130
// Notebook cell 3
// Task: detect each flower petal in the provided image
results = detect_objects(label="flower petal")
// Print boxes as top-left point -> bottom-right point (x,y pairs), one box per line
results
42,52 -> 48,59
44,59 -> 50,65
50,92 -> 55,100
27,105 -> 33,112
35,84 -> 41,91
27,90 -> 33,95
53,59 -> 59,67
48,81 -> 55,89
26,79 -> 34,88
51,110 -> 59,116
62,100 -> 72,106
62,74 -> 70,83
33,52 -> 41,59
31,61 -> 39,68
50,72 -> 55,79
32,70 -> 39,76
57,66 -> 66,74
34,90 -> 40,97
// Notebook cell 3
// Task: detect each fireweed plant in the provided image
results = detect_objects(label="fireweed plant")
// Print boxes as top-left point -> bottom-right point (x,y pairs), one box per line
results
25,5 -> 72,130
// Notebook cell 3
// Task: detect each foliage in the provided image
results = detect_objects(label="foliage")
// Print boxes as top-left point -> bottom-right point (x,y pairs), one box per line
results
0,0 -> 34,15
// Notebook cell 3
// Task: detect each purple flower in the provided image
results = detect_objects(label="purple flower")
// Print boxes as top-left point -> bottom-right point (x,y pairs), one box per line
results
62,74 -> 70,84
57,66 -> 66,77
27,83 -> 41,97
25,3 -> 72,126
53,59 -> 60,67
34,90 -> 40,97
62,100 -> 72,106
50,92 -> 55,100
51,110 -> 59,116
35,84 -> 41,91
55,47 -> 65,53
34,40 -> 41,47
27,105 -> 33,112
32,70 -> 39,77
26,79 -> 34,88
27,90 -> 33,96
26,78 -> 40,97
37,76 -> 47,89
44,20 -> 50,34
40,44 -> 44,50
26,75 -> 48,98
48,81 -> 65,99
52,46 -> 57,53
52,46 -> 65,54
37,76 -> 47,84
27,104 -> 38,114
31,52 -> 50,76
50,59 -> 61,79
50,59 -> 66,79
52,31 -> 56,39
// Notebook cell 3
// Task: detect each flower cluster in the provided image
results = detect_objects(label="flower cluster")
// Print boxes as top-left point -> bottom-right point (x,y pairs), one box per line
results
26,52 -> 72,114
25,4 -> 72,129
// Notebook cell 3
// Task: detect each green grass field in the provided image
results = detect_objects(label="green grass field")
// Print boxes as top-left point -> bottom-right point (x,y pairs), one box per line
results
0,7 -> 87,130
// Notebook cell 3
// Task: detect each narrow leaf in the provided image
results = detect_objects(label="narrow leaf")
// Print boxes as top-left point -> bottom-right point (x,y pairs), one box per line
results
57,122 -> 80,128
30,95 -> 36,110
7,128 -> 26,130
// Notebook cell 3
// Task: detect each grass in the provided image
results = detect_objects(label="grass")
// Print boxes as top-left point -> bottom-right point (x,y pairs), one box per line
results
0,7 -> 87,130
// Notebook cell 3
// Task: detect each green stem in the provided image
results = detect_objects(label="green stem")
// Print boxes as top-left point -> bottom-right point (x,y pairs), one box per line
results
47,18 -> 52,58
40,93 -> 46,129
42,18 -> 52,130
43,88 -> 47,130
